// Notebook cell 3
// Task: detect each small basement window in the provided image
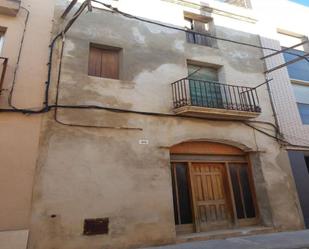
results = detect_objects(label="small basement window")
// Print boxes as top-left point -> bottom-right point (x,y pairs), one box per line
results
88,44 -> 121,79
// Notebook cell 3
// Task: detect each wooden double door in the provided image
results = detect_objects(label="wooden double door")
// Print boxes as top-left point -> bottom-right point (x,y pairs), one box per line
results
171,161 -> 257,234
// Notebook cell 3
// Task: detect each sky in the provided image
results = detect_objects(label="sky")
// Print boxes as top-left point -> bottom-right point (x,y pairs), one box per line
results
289,0 -> 309,6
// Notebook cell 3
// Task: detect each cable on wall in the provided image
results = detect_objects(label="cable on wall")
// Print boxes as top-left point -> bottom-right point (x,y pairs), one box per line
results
2,0 -> 309,148
53,33 -> 143,130
7,7 -> 29,109
91,0 -> 309,62
2,0 -> 307,115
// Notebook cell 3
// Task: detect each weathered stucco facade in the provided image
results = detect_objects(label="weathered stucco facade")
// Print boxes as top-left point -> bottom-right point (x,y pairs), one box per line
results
25,1 -> 306,249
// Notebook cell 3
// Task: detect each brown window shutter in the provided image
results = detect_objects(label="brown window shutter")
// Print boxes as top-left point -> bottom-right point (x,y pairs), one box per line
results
101,50 -> 119,79
88,46 -> 103,77
193,20 -> 206,33
88,45 -> 120,79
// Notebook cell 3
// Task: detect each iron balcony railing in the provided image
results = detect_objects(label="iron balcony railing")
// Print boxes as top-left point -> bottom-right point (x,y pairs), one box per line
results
0,57 -> 8,94
186,30 -> 215,47
171,78 -> 261,113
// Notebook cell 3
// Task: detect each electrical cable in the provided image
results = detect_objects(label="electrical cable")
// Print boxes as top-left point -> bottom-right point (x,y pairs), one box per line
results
0,0 -> 290,136
53,34 -> 143,130
3,0 -> 309,148
243,122 -> 286,143
3,0 -> 89,114
2,0 -> 306,114
7,7 -> 29,109
91,0 -> 309,63
243,122 -> 309,149
41,1 -> 309,147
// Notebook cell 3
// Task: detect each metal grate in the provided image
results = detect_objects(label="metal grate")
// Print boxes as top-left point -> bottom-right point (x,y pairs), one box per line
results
186,31 -> 216,47
83,218 -> 109,236
171,78 -> 261,113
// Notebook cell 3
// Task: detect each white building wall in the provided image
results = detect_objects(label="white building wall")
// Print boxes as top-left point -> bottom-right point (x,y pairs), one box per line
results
253,0 -> 309,147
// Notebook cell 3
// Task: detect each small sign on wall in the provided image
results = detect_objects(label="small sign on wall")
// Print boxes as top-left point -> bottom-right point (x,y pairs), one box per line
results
139,139 -> 149,145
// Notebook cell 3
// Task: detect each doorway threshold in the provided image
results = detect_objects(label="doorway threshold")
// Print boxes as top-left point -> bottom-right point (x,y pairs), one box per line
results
176,226 -> 276,244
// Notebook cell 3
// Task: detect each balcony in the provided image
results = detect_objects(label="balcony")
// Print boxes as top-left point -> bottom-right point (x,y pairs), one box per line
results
186,30 -> 215,47
0,0 -> 20,16
0,57 -> 8,94
171,78 -> 261,119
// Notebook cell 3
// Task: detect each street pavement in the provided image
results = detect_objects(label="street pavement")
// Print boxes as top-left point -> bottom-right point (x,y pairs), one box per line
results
142,230 -> 309,249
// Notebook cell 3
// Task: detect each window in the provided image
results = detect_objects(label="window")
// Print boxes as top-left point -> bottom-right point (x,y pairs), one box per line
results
292,84 -> 309,124
279,32 -> 309,82
88,44 -> 120,79
187,64 -> 223,108
283,48 -> 309,82
279,32 -> 309,124
184,16 -> 214,47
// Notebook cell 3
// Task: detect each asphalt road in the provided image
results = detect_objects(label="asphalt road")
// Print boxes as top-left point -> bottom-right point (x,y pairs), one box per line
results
142,230 -> 309,249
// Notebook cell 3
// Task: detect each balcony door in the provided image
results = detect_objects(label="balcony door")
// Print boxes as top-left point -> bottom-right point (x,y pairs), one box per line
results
187,64 -> 223,108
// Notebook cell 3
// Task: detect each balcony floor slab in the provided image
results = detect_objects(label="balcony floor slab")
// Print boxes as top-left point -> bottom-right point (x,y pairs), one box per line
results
174,106 -> 260,120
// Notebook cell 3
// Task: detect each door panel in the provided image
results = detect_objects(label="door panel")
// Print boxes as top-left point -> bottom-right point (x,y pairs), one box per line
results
172,163 -> 193,225
229,164 -> 256,220
172,163 -> 194,234
190,163 -> 232,232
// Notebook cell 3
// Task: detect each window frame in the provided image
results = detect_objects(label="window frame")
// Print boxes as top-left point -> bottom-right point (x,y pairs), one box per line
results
88,43 -> 121,80
282,47 -> 309,82
184,12 -> 215,48
279,31 -> 309,125
291,81 -> 309,125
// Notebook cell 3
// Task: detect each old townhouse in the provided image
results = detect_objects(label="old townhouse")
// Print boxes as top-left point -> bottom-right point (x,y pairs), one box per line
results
256,0 -> 309,229
25,0 -> 307,249
0,0 -> 54,248
1,0 -> 309,249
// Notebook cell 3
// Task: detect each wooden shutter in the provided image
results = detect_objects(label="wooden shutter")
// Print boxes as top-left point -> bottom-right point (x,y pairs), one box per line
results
101,49 -> 119,79
88,45 -> 119,79
193,20 -> 206,33
190,163 -> 232,232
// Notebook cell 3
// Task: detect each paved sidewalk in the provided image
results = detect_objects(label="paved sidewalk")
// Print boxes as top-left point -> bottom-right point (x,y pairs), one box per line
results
143,230 -> 309,249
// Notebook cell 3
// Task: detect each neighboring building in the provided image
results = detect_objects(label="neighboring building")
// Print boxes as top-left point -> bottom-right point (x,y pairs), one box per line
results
256,0 -> 309,229
26,0 -> 307,249
0,0 -> 54,248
